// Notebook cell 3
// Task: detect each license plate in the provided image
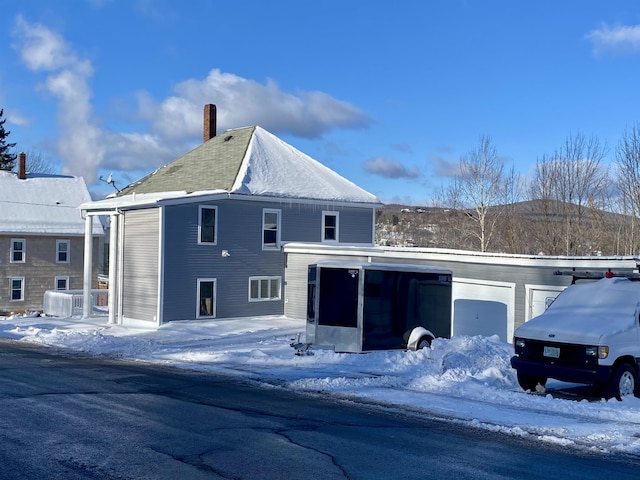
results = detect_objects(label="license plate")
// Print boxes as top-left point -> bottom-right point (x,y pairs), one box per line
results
543,346 -> 560,358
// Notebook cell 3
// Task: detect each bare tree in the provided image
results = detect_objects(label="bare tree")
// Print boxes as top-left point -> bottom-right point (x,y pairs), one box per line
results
497,165 -> 525,253
555,133 -> 609,255
444,136 -> 506,252
528,153 -> 563,255
614,124 -> 640,254
528,133 -> 609,256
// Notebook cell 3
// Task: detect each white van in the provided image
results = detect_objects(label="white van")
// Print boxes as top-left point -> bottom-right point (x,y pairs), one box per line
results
510,275 -> 640,400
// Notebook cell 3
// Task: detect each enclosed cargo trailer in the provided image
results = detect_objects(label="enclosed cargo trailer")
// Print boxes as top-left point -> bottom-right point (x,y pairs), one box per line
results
306,261 -> 452,353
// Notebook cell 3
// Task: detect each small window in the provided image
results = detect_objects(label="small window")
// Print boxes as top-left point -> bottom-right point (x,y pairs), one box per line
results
249,276 -> 281,302
10,277 -> 24,301
197,278 -> 216,318
10,239 -> 25,263
322,211 -> 339,242
262,209 -> 281,250
55,276 -> 69,291
56,240 -> 70,263
198,206 -> 217,245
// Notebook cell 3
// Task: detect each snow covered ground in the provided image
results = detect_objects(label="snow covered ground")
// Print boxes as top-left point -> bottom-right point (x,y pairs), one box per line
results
1,313 -> 640,456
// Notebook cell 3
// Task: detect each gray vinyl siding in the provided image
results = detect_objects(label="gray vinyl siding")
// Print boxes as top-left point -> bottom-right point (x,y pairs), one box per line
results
162,200 -> 284,321
121,209 -> 160,323
337,208 -> 374,244
281,205 -> 374,244
160,199 -> 376,321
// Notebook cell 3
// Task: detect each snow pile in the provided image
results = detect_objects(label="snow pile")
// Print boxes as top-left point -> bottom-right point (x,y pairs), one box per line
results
2,314 -> 640,455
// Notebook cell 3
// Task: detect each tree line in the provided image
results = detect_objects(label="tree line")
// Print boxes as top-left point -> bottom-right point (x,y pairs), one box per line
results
379,129 -> 640,256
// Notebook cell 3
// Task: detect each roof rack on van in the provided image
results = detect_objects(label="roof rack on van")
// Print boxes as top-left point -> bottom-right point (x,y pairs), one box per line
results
554,268 -> 640,284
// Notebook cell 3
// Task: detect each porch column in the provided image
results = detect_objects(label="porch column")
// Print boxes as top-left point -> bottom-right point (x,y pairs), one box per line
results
108,213 -> 118,324
82,214 -> 93,318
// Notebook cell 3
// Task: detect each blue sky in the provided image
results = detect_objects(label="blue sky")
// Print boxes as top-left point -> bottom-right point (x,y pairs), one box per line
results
2,1 -> 640,204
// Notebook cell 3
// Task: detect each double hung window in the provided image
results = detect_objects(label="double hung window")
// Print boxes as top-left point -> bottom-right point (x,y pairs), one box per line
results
198,206 -> 217,244
11,239 -> 25,263
56,240 -> 70,263
10,278 -> 24,301
262,209 -> 281,250
322,211 -> 339,242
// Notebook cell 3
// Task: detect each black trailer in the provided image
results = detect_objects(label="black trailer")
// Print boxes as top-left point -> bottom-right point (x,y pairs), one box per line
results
306,261 -> 452,353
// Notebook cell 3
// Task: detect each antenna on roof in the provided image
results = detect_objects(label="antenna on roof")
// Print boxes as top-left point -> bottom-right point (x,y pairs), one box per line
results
99,173 -> 121,192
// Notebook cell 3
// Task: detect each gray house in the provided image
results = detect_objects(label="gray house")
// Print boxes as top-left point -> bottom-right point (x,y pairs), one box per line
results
81,105 -> 381,327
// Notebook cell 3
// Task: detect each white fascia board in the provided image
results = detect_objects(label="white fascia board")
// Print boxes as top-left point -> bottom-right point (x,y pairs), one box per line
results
81,190 -> 230,211
283,243 -> 640,269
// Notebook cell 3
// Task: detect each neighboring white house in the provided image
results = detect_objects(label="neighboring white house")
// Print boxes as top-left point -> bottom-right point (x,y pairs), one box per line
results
0,153 -> 103,313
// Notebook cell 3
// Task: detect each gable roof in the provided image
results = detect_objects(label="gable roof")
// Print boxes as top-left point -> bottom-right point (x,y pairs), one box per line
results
0,170 -> 103,235
115,126 -> 381,205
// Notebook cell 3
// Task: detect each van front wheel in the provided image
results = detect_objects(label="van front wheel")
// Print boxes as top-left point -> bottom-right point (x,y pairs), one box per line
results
516,372 -> 547,392
605,364 -> 637,401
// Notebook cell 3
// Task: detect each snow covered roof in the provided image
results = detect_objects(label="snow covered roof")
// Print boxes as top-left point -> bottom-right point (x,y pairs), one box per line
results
0,170 -> 103,235
105,126 -> 381,207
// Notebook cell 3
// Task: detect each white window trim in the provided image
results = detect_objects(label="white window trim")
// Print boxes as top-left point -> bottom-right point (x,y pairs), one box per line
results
249,276 -> 282,302
10,277 -> 24,301
56,239 -> 70,264
55,276 -> 70,291
262,208 -> 281,250
322,211 -> 339,243
198,205 -> 218,245
10,238 -> 25,263
196,278 -> 217,318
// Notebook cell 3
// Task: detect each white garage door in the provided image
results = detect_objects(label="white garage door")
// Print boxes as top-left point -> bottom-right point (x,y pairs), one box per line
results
452,278 -> 515,342
525,284 -> 566,321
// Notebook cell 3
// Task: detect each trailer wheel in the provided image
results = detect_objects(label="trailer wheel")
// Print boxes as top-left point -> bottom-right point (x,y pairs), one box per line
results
416,336 -> 433,350
604,363 -> 637,401
516,372 -> 547,392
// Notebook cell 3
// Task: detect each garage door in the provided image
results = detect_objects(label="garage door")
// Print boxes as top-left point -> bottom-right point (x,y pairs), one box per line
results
452,278 -> 515,342
525,284 -> 565,321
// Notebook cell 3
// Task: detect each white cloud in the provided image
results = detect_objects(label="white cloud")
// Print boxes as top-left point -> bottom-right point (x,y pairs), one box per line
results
12,15 -> 104,182
12,15 -> 90,73
430,153 -> 458,178
11,18 -> 371,185
586,23 -> 640,55
139,69 -> 372,140
101,131 -> 185,171
5,109 -> 29,127
364,156 -> 421,179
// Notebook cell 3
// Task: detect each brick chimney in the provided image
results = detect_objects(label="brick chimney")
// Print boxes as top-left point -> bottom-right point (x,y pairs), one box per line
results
203,104 -> 217,142
18,152 -> 26,180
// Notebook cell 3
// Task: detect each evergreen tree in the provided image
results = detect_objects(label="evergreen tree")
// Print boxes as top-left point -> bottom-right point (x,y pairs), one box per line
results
0,109 -> 17,171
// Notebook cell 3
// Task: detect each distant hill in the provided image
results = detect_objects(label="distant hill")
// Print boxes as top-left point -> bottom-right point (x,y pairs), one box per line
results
375,201 -> 637,256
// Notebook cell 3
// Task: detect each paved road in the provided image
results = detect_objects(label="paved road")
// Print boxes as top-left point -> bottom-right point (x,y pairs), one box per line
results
0,339 -> 638,479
